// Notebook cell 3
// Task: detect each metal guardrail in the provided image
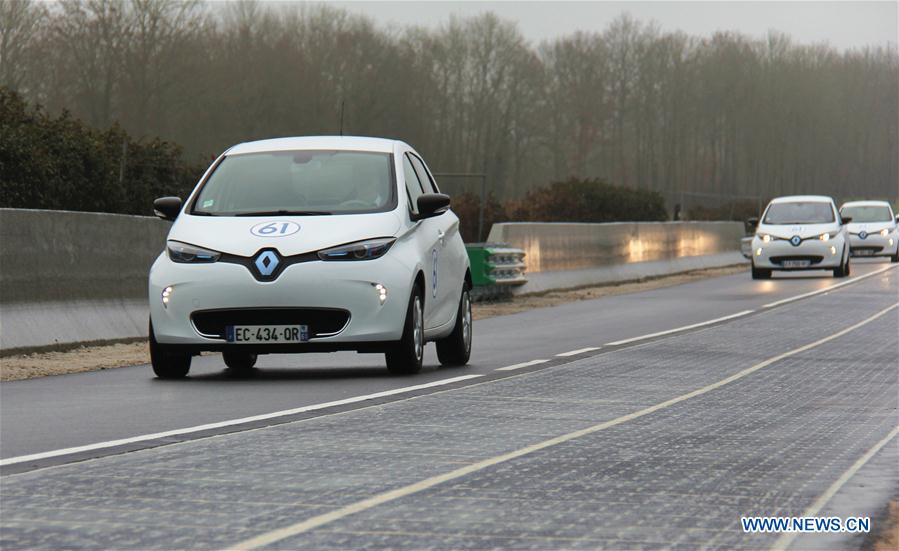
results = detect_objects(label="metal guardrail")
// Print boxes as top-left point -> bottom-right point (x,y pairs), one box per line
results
465,243 -> 527,300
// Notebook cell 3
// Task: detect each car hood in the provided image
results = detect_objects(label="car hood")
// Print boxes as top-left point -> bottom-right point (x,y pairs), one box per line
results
167,211 -> 403,257
846,222 -> 894,233
756,222 -> 840,239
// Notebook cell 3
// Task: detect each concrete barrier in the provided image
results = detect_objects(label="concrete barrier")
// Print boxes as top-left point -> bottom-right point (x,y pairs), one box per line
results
0,210 -> 746,352
487,221 -> 746,294
0,209 -> 169,352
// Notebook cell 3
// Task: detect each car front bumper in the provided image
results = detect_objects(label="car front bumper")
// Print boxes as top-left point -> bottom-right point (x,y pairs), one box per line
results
149,253 -> 414,350
848,233 -> 898,257
751,236 -> 846,270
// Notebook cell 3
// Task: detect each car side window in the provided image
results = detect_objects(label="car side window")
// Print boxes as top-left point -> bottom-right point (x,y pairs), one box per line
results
403,154 -> 424,215
409,153 -> 439,194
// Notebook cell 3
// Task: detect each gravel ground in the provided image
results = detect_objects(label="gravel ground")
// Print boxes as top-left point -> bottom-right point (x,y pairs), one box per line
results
874,501 -> 899,551
0,265 -> 746,382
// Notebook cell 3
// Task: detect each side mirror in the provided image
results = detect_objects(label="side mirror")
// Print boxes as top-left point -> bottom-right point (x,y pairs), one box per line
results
415,193 -> 451,220
895,214 -> 899,223
840,216 -> 852,225
153,196 -> 182,221
744,217 -> 759,234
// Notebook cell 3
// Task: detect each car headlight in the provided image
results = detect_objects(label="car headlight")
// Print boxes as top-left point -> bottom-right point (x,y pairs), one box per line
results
167,240 -> 221,263
880,228 -> 890,237
318,237 -> 396,261
757,233 -> 772,243
819,231 -> 838,241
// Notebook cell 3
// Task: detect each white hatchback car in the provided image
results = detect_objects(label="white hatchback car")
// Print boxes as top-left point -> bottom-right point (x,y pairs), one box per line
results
149,137 -> 472,378
839,200 -> 899,263
748,195 -> 850,280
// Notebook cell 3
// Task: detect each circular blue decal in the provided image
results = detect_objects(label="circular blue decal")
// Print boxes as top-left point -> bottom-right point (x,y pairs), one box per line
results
789,235 -> 802,246
250,221 -> 300,237
858,231 -> 867,240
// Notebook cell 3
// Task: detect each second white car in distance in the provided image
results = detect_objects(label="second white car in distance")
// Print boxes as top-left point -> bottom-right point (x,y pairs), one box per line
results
839,200 -> 899,263
749,195 -> 851,280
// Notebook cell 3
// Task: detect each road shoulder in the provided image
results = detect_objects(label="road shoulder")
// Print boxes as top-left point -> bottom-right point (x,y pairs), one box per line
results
0,265 -> 746,382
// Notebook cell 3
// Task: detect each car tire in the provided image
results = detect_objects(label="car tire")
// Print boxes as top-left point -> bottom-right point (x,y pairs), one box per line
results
833,255 -> 850,278
891,251 -> 898,263
436,287 -> 472,367
223,351 -> 257,371
385,286 -> 424,375
149,321 -> 191,379
751,264 -> 771,280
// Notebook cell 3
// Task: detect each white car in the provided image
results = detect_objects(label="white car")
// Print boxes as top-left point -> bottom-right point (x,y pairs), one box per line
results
748,195 -> 850,280
839,200 -> 899,263
148,136 -> 472,378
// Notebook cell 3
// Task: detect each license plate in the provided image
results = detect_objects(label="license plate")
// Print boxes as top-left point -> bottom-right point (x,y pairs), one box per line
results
226,325 -> 308,343
855,249 -> 874,256
782,260 -> 810,269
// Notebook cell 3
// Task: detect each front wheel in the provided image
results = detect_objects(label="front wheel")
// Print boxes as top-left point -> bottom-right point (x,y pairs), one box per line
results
436,288 -> 472,367
751,263 -> 771,280
223,351 -> 257,371
149,321 -> 191,379
833,252 -> 850,278
385,287 -> 425,375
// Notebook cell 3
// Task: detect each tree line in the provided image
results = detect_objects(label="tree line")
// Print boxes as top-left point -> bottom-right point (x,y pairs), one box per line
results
0,87 -> 199,214
2,0 -> 897,208
0,85 -> 666,241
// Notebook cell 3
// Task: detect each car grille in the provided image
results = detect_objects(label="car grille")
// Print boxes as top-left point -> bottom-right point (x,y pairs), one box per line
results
850,246 -> 883,253
191,308 -> 350,339
770,255 -> 824,265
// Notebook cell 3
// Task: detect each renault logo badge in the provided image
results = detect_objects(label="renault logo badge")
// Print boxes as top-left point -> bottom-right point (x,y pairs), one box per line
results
859,231 -> 867,240
790,235 -> 802,246
254,250 -> 280,277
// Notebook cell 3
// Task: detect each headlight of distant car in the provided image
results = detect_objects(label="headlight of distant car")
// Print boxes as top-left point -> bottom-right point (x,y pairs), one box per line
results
880,228 -> 891,237
819,231 -> 839,241
167,240 -> 221,263
756,233 -> 773,243
318,237 -> 396,261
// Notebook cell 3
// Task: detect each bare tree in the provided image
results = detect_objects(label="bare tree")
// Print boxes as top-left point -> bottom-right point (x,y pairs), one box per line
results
0,0 -> 47,93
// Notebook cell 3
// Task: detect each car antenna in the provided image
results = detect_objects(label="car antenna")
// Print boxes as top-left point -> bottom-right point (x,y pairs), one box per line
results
338,99 -> 345,136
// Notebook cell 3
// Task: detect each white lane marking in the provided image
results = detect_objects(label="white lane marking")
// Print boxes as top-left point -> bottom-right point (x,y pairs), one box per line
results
226,302 -> 899,551
763,264 -> 897,308
771,424 -> 899,551
556,347 -> 601,357
0,375 -> 483,467
496,359 -> 549,371
605,310 -> 754,346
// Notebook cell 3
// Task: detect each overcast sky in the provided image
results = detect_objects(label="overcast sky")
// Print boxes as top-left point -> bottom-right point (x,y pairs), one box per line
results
304,1 -> 897,51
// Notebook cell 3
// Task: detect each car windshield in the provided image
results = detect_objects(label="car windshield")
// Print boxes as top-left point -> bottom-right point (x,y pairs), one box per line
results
839,205 -> 892,223
763,202 -> 834,225
192,150 -> 395,216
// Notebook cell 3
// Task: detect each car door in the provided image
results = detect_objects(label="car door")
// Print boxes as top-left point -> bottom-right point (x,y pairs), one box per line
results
408,152 -> 462,328
401,153 -> 443,327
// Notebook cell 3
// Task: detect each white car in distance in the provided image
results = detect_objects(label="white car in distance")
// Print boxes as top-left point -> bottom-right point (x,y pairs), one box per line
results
839,200 -> 899,263
748,195 -> 851,280
148,136 -> 472,378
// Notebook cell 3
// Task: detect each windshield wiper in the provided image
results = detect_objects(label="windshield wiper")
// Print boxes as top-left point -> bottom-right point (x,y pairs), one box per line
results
232,210 -> 333,217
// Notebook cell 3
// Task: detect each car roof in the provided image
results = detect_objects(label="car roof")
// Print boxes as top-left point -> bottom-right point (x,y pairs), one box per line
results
225,136 -> 406,156
769,195 -> 835,204
839,200 -> 892,208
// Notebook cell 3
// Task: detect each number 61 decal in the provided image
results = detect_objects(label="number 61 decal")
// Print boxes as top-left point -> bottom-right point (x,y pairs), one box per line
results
250,221 -> 300,237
